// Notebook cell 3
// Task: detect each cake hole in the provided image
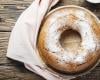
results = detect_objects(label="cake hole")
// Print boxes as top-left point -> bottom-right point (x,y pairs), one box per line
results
60,29 -> 82,51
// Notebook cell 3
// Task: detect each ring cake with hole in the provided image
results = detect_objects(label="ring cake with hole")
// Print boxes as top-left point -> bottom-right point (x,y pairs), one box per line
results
38,5 -> 100,74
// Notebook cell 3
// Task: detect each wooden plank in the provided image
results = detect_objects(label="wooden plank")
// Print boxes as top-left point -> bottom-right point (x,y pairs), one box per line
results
0,0 -> 33,31
0,32 -> 9,60
0,65 -> 44,80
0,25 -> 13,32
0,0 -> 32,5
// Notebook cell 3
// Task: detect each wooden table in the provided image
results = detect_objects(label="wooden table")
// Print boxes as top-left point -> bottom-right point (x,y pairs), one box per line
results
0,0 -> 100,80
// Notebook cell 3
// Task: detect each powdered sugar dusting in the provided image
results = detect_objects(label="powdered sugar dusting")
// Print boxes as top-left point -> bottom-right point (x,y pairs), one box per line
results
44,9 -> 98,64
75,20 -> 96,52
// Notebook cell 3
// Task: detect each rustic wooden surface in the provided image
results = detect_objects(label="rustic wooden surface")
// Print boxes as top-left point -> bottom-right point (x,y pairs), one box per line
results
0,0 -> 100,80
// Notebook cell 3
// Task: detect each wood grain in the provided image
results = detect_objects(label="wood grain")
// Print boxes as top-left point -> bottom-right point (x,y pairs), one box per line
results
0,65 -> 44,80
0,0 -> 100,80
0,0 -> 32,31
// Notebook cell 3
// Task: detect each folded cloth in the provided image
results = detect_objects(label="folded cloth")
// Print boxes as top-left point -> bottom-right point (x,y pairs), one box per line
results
7,0 -> 74,80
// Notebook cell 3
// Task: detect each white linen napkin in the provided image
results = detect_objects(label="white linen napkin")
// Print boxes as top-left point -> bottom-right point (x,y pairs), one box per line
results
6,0 -> 74,80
